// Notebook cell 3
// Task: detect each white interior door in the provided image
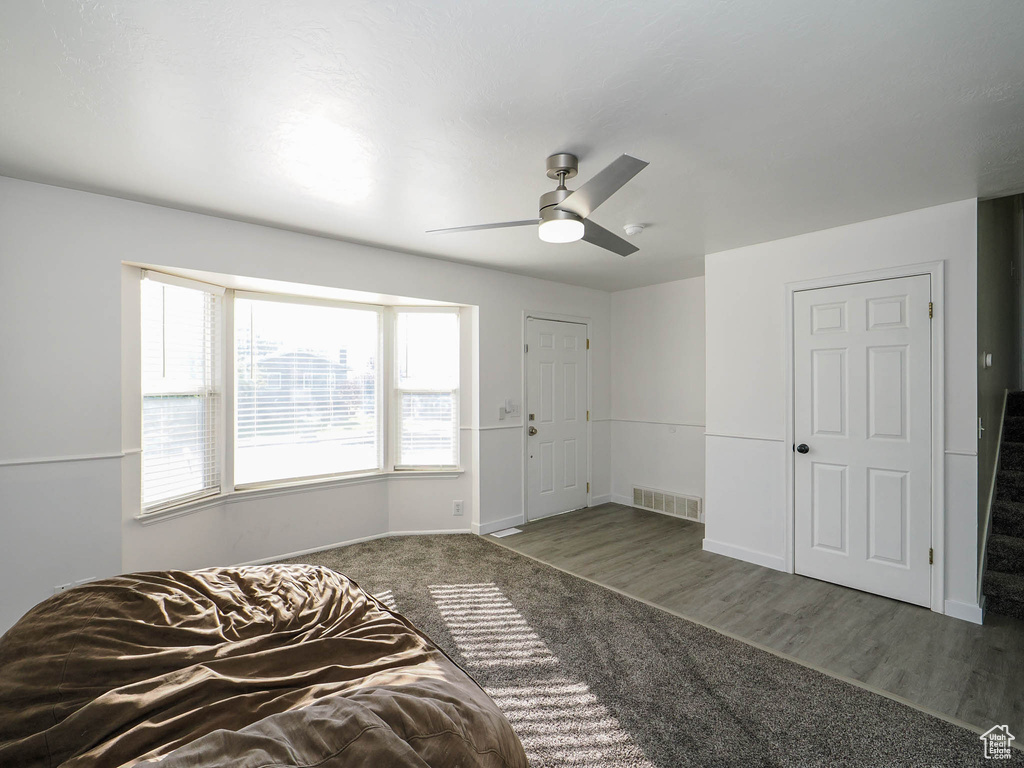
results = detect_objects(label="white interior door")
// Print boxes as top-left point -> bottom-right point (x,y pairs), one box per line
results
526,318 -> 589,520
794,275 -> 932,607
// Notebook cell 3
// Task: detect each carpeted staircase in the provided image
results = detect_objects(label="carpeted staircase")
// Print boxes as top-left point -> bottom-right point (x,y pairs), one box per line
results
985,391 -> 1024,620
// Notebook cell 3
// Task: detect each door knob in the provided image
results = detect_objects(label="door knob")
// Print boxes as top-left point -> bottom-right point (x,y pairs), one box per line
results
529,426 -> 538,436
796,443 -> 810,454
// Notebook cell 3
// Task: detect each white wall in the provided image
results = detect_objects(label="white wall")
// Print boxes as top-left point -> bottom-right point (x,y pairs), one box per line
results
609,278 -> 706,504
704,199 -> 981,618
0,176 -> 611,632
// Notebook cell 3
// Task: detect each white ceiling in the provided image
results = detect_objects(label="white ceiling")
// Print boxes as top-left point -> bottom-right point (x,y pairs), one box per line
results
2,1 -> 1024,291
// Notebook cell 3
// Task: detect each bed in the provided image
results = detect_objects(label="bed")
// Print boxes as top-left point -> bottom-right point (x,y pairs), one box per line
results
0,564 -> 527,767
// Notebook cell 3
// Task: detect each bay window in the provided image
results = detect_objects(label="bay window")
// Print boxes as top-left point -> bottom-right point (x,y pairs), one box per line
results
139,273 -> 462,513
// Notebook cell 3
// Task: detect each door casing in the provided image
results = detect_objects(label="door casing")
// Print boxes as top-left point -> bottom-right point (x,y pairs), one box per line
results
522,311 -> 592,522
784,261 -> 945,614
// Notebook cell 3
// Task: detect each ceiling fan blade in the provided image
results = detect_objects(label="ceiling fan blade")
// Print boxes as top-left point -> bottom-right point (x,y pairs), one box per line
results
427,219 -> 539,234
582,218 -> 639,257
556,154 -> 648,219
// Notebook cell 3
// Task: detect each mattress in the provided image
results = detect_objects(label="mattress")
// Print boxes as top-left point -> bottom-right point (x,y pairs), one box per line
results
0,565 -> 527,767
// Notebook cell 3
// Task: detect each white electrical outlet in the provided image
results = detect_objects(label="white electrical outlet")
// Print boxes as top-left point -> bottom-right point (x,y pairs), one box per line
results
453,500 -> 464,516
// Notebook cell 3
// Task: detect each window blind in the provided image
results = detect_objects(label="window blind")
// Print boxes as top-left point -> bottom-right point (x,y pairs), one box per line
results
141,278 -> 221,509
395,310 -> 459,468
234,296 -> 381,486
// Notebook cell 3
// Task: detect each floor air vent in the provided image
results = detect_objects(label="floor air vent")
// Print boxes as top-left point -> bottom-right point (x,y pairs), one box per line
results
631,486 -> 703,523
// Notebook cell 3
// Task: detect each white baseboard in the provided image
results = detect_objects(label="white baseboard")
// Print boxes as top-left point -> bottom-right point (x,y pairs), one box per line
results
590,494 -> 613,506
611,493 -> 633,506
237,528 -> 472,566
473,515 -> 525,535
702,538 -> 787,572
944,597 -> 984,625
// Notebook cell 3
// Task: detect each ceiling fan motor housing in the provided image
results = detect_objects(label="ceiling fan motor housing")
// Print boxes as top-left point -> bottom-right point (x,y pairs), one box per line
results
539,187 -> 582,225
538,185 -> 584,242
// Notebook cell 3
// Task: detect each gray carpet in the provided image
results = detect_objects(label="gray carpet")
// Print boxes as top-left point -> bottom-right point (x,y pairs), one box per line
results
284,534 -> 993,767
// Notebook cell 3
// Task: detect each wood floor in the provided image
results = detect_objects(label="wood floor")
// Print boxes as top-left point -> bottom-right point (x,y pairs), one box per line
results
487,503 -> 1024,735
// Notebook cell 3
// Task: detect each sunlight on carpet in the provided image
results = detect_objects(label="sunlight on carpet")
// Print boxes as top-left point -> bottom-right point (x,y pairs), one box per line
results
430,583 -> 655,767
372,589 -> 397,610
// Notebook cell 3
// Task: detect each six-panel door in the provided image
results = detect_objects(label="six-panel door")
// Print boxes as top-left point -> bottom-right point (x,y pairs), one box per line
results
526,318 -> 589,520
793,276 -> 932,607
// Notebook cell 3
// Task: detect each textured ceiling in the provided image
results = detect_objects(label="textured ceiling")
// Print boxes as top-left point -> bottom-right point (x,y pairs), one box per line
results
2,1 -> 1024,291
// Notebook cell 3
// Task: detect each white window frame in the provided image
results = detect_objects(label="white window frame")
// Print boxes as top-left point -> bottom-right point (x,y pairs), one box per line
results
140,270 -> 225,512
391,306 -> 461,471
232,290 -> 385,490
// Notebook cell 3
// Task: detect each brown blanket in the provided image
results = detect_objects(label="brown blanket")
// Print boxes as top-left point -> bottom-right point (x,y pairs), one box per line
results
0,565 -> 527,767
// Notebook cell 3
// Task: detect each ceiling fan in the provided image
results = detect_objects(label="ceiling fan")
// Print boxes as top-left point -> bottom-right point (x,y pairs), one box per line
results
427,152 -> 649,257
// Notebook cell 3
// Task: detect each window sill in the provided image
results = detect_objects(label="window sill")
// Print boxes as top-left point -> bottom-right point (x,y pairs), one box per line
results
134,468 -> 465,526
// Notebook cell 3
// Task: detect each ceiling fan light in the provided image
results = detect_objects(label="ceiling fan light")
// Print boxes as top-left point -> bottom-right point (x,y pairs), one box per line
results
538,217 -> 584,243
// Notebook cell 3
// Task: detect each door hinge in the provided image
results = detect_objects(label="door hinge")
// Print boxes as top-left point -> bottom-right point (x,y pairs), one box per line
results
587,482 -> 590,493
586,338 -> 590,349
928,301 -> 933,319
524,343 -> 528,353
929,547 -> 934,565
587,410 -> 590,421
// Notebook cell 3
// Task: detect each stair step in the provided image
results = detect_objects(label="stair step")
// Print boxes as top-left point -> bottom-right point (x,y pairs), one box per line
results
983,570 -> 1024,621
986,594 -> 1024,622
987,534 -> 1024,574
991,500 -> 1024,538
1000,441 -> 1024,472
1007,391 -> 1024,419
1003,416 -> 1024,443
996,469 -> 1024,503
